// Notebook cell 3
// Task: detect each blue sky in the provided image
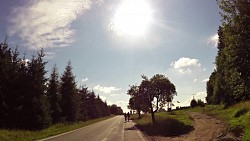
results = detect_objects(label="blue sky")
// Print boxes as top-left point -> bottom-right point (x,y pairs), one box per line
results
0,0 -> 220,112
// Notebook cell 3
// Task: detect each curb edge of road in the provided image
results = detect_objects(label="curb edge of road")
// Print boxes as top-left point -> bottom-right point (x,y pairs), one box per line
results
131,122 -> 147,141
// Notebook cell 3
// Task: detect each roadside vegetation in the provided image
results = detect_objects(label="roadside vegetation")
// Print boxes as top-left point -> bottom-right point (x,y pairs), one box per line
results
0,116 -> 114,141
131,100 -> 249,140
131,110 -> 193,137
199,101 -> 250,141
0,41 -> 123,130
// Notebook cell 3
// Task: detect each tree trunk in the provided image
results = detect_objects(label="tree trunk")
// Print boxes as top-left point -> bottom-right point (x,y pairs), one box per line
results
137,109 -> 141,118
150,106 -> 155,125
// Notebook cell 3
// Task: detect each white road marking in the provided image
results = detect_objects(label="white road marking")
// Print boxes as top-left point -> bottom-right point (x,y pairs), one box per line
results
132,122 -> 146,141
101,137 -> 108,141
121,121 -> 125,141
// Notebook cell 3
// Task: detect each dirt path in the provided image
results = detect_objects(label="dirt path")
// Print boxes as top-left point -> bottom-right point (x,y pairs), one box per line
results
147,112 -> 227,141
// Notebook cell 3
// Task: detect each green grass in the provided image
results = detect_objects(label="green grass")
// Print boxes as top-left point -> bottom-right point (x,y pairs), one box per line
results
132,111 -> 194,137
0,116 -> 114,141
132,101 -> 250,140
191,101 -> 250,141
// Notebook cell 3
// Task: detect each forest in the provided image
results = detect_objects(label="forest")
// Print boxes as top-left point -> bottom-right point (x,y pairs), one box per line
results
0,42 -> 123,130
206,0 -> 250,106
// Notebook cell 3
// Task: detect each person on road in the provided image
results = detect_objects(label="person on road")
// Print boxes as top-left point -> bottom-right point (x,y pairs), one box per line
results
127,112 -> 130,122
124,113 -> 127,122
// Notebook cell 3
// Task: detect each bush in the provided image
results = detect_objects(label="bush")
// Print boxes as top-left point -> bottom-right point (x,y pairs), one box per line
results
190,99 -> 197,108
190,99 -> 205,108
197,99 -> 205,107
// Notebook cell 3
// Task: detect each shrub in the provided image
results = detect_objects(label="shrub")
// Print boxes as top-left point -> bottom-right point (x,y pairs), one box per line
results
190,99 -> 197,108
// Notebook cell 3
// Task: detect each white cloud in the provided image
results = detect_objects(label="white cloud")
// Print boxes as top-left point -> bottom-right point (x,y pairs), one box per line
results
8,0 -> 92,49
193,79 -> 198,83
93,85 -> 121,94
22,59 -> 30,66
106,101 -> 113,106
99,95 -> 107,101
208,34 -> 218,48
202,78 -> 209,83
117,100 -> 128,107
171,57 -> 201,73
44,52 -> 56,60
81,78 -> 89,82
195,92 -> 207,101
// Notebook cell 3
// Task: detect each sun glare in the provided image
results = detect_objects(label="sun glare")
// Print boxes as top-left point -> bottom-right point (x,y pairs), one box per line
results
110,0 -> 153,36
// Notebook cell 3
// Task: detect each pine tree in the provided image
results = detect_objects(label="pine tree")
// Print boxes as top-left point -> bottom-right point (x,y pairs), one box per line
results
60,61 -> 79,122
78,86 -> 88,121
0,40 -> 12,128
25,50 -> 52,129
47,64 -> 62,123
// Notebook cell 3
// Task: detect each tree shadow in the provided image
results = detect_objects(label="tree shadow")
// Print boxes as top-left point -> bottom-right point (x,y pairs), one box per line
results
125,126 -> 137,131
135,118 -> 194,137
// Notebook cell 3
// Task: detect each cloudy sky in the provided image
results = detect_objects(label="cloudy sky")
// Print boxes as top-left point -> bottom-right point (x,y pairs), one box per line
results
0,0 -> 220,112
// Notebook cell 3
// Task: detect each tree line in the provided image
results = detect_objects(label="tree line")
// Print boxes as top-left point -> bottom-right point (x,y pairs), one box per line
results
0,40 -> 123,130
127,74 -> 176,124
206,0 -> 250,106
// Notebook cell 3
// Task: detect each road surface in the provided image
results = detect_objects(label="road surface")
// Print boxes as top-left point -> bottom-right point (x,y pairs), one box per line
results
39,116 -> 146,141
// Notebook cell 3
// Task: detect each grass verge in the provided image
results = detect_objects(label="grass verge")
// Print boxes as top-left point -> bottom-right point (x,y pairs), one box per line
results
131,111 -> 194,137
0,116 -> 115,141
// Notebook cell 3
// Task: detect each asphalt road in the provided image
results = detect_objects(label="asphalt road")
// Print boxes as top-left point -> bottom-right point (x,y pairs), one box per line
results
39,115 -> 146,141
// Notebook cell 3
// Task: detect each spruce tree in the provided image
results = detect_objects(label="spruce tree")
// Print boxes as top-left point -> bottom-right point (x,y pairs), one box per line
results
25,50 -> 51,129
60,61 -> 79,122
47,64 -> 62,123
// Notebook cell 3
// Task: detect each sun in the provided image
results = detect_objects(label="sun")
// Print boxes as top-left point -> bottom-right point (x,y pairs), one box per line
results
110,0 -> 153,36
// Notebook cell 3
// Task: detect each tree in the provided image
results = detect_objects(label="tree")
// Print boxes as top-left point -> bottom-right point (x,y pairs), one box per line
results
108,104 -> 123,115
25,50 -> 52,129
127,85 -> 143,118
78,86 -> 88,121
139,74 -> 176,124
60,61 -> 79,122
207,0 -> 250,106
190,99 -> 197,108
47,64 -> 62,123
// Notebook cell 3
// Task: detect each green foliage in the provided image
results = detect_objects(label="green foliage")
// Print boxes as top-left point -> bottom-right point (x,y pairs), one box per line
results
207,1 -> 250,106
190,99 -> 197,108
190,99 -> 205,108
47,65 -> 62,123
130,74 -> 176,124
0,40 -> 118,130
60,61 -> 79,122
108,104 -> 123,115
